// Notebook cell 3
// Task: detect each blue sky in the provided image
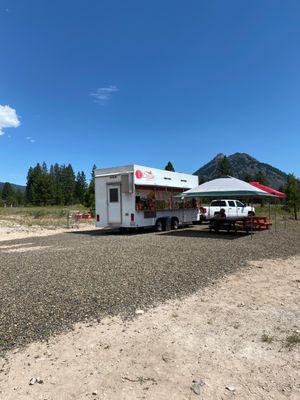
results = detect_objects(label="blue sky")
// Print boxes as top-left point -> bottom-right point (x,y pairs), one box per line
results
0,0 -> 299,185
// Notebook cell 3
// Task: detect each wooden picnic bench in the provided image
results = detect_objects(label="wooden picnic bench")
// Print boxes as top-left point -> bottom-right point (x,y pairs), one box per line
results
252,216 -> 272,230
209,215 -> 271,234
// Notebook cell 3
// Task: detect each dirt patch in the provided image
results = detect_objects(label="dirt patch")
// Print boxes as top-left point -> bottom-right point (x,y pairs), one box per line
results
0,245 -> 51,253
1,256 -> 299,400
0,243 -> 35,249
0,221 -> 98,242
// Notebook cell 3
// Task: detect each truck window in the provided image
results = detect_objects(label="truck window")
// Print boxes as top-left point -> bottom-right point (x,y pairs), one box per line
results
235,201 -> 245,207
109,188 -> 119,202
228,201 -> 235,207
211,200 -> 226,207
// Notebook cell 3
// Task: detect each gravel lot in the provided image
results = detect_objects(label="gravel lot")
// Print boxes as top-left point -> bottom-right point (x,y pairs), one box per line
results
1,222 -> 300,351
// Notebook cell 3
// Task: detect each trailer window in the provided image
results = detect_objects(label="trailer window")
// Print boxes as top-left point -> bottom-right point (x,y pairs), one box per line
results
109,188 -> 119,202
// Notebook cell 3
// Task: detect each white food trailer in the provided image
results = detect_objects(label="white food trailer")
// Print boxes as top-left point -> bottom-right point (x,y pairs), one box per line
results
95,164 -> 199,231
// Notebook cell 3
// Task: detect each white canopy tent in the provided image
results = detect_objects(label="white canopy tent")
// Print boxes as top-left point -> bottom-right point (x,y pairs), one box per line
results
181,176 -> 276,198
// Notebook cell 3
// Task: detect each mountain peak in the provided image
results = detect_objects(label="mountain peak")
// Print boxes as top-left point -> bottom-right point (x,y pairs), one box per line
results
193,152 -> 287,189
213,153 -> 225,161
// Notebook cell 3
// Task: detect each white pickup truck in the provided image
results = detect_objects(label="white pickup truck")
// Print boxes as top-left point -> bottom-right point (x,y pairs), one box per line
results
199,199 -> 255,221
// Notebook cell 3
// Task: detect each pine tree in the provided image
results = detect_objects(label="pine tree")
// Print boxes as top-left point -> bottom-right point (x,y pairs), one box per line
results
50,163 -> 64,205
1,182 -> 15,206
26,163 -> 55,205
39,173 -> 54,205
26,167 -> 35,204
60,164 -> 76,205
285,174 -> 300,220
165,161 -> 175,172
243,174 -> 253,182
41,161 -> 48,174
26,164 -> 43,205
85,164 -> 97,208
75,171 -> 87,204
217,155 -> 232,177
15,190 -> 25,206
255,170 -> 268,186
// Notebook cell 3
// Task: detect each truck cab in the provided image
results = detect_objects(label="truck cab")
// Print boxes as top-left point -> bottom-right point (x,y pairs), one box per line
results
203,199 -> 255,219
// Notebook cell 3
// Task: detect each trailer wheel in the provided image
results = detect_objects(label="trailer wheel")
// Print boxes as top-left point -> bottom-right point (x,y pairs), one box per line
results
171,218 -> 179,230
155,219 -> 163,232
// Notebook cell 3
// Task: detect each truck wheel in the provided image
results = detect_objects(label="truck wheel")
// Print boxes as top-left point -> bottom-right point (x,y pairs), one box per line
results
171,218 -> 179,230
248,211 -> 255,216
155,219 -> 163,232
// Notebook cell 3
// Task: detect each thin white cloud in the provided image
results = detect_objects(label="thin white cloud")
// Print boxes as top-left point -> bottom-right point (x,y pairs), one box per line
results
91,85 -> 118,105
26,136 -> 35,143
0,105 -> 20,135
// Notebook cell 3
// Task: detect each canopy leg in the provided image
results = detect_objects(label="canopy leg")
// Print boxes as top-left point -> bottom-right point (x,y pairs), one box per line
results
275,201 -> 277,232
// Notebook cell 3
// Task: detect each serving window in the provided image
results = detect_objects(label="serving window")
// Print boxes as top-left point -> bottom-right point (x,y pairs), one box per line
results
135,186 -> 198,212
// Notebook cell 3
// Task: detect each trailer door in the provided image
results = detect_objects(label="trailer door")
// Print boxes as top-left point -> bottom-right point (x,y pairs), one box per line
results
107,185 -> 122,224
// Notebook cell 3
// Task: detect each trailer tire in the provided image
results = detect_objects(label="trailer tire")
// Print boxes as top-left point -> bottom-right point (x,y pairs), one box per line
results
171,217 -> 179,230
155,219 -> 163,232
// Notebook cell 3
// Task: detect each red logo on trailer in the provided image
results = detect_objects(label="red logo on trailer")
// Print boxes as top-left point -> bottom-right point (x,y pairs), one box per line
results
135,169 -> 154,181
143,170 -> 154,180
135,170 -> 143,179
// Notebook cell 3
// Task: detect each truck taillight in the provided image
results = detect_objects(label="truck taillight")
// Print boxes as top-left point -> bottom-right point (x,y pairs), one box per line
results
96,214 -> 100,222
131,213 -> 135,222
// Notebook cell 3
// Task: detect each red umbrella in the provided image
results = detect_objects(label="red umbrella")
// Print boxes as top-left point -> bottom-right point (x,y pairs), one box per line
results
249,182 -> 286,198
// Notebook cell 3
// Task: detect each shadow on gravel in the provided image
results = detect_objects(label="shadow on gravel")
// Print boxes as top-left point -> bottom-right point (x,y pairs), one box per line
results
70,227 -> 251,240
70,228 -> 153,236
70,226 -> 181,236
161,229 -> 250,240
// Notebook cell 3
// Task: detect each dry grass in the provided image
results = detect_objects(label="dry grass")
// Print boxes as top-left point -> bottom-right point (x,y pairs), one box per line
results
261,333 -> 274,344
255,204 -> 293,222
285,332 -> 300,348
0,206 -> 93,228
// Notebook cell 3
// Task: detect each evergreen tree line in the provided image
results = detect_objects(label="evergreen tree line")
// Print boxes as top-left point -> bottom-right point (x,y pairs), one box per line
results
25,162 -> 96,207
0,163 -> 97,208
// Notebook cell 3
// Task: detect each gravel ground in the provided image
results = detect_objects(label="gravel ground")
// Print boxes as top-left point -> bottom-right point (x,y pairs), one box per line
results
0,222 -> 300,352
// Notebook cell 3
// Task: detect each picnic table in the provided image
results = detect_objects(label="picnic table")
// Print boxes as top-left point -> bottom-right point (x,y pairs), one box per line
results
209,216 -> 271,234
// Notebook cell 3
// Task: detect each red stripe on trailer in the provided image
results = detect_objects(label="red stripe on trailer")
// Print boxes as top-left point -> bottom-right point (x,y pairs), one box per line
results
135,185 -> 186,192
